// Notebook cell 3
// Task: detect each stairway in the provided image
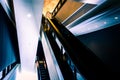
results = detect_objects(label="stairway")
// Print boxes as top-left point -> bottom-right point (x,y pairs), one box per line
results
38,63 -> 50,80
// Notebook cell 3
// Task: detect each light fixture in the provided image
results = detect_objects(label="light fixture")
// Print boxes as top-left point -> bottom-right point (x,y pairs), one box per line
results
114,17 -> 118,20
103,21 -> 107,24
27,13 -> 32,18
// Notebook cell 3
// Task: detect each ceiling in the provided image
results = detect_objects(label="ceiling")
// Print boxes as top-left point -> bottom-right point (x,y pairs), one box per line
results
43,0 -> 59,16
55,1 -> 84,22
42,0 -> 106,19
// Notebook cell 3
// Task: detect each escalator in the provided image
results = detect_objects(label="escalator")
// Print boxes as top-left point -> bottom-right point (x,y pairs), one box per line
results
43,17 -> 112,80
36,41 -> 50,80
45,29 -> 74,80
37,62 -> 50,80
41,16 -> 84,80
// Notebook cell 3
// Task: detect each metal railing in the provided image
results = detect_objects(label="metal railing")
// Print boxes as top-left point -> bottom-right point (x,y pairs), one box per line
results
0,62 -> 17,80
52,0 -> 67,17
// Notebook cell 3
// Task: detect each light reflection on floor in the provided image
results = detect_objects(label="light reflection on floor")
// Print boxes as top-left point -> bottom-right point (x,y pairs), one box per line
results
15,65 -> 38,80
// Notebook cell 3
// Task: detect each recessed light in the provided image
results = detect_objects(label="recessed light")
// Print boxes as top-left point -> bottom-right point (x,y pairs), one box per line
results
27,13 -> 32,18
114,17 -> 118,20
103,21 -> 107,24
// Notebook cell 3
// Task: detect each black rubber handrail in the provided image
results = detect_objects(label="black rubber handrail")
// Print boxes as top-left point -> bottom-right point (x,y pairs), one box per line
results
44,27 -> 75,80
45,17 -> 111,80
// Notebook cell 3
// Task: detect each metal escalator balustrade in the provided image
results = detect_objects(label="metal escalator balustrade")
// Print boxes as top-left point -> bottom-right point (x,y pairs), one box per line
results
42,16 -> 85,80
41,16 -> 77,80
36,40 -> 50,80
43,17 -> 113,80
45,28 -> 75,80
41,18 -> 64,80
37,61 -> 50,80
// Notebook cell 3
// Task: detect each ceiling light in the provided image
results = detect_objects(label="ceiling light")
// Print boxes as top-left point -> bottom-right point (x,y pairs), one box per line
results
27,13 -> 32,18
114,17 -> 118,20
103,21 -> 107,24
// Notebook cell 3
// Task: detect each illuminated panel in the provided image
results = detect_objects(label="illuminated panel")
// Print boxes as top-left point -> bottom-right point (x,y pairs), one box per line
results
73,0 -> 106,5
70,8 -> 120,36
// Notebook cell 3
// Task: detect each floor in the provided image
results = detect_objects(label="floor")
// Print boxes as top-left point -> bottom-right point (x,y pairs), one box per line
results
15,64 -> 38,80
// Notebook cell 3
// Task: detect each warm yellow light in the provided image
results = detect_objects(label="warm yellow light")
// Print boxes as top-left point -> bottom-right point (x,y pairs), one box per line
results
43,0 -> 59,16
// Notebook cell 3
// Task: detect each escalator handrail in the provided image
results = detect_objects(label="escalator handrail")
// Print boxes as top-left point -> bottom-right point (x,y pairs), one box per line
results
46,18 -> 110,80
